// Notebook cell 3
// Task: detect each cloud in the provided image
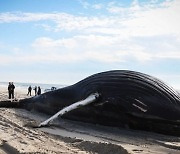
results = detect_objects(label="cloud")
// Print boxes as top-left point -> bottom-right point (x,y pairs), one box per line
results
0,12 -> 69,23
0,0 -> 179,37
0,0 -> 180,65
78,0 -> 103,10
92,4 -> 103,10
0,35 -> 132,65
0,12 -> 113,32
1,35 -> 180,66
106,0 -> 180,37
78,0 -> 90,9
123,1 -> 180,37
24,34 -> 180,64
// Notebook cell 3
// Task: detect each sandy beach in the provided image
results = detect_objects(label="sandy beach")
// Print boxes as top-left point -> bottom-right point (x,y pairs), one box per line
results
0,85 -> 180,154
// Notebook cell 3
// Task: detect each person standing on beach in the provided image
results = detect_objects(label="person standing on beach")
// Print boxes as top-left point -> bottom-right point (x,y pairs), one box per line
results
11,82 -> 15,99
8,82 -> 15,99
8,82 -> 11,99
34,86 -> 37,96
27,86 -> 32,96
37,86 -> 41,95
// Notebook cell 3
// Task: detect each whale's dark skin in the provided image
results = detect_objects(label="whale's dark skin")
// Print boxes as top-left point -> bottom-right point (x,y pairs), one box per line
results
1,70 -> 180,136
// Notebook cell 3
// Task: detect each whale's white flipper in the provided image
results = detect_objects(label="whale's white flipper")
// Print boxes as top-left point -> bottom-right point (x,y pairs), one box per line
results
38,93 -> 99,127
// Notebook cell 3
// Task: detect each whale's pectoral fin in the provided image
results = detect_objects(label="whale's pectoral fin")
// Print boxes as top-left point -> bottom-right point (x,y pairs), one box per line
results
33,93 -> 99,128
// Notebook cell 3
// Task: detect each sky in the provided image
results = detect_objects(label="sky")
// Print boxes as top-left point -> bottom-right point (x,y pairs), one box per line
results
0,0 -> 180,89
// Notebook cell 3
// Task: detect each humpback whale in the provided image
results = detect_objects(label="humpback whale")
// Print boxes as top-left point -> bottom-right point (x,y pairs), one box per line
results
0,70 -> 180,136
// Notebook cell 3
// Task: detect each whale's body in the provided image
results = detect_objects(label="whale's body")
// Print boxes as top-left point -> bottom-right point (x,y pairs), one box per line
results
1,70 -> 180,135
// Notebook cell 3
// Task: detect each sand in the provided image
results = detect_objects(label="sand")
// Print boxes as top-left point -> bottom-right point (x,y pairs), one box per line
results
0,86 -> 180,153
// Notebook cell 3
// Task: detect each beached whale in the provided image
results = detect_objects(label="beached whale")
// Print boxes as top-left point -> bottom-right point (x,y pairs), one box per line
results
1,70 -> 180,135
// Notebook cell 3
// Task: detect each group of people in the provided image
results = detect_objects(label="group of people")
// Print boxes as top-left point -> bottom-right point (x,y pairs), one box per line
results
8,82 -> 42,99
27,86 -> 41,96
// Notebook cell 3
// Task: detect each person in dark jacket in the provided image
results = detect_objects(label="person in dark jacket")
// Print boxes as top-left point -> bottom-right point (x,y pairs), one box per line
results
8,82 -> 15,99
8,82 -> 11,99
27,86 -> 32,96
34,86 -> 37,96
37,86 -> 41,95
